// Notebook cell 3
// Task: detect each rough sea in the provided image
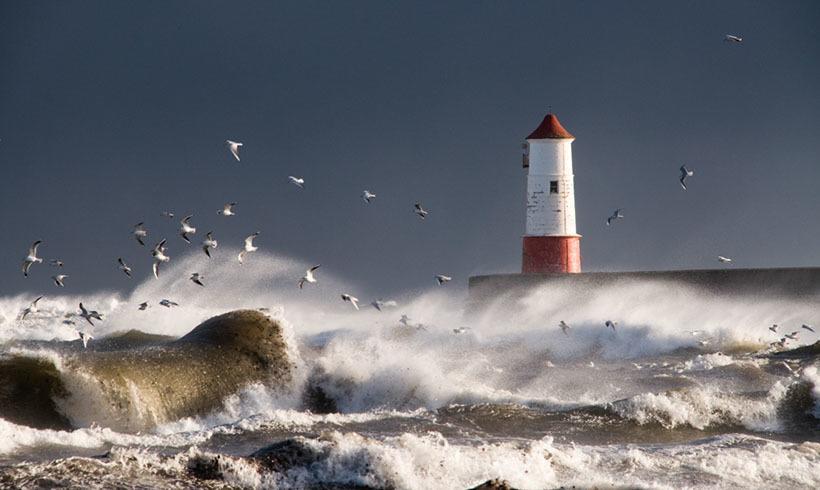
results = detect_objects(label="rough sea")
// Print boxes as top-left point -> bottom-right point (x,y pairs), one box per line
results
1,252 -> 818,489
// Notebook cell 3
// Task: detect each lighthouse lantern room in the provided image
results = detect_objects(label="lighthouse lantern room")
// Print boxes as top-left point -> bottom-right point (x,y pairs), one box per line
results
521,113 -> 581,273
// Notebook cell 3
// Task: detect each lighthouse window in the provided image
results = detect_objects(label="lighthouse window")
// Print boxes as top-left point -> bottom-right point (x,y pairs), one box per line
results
550,181 -> 559,194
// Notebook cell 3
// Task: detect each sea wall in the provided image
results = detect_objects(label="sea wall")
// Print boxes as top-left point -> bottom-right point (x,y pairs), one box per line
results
468,267 -> 820,309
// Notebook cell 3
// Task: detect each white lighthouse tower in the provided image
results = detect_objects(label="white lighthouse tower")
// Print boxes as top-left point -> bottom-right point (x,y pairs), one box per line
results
521,113 -> 581,273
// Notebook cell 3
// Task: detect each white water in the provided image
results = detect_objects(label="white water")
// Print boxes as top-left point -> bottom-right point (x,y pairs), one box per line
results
2,251 -> 819,488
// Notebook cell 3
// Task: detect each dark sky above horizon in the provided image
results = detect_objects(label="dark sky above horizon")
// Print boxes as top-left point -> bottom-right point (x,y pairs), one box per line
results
1,1 -> 819,296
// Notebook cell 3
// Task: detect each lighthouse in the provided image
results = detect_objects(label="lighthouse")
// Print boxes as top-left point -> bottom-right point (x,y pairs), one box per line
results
521,113 -> 581,273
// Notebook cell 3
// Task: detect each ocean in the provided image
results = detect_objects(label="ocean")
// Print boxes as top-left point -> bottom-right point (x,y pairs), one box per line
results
1,252 -> 818,489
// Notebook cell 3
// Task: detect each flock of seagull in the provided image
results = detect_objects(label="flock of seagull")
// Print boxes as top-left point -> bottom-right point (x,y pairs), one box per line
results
16,140 -> 453,348
18,33 -> 796,354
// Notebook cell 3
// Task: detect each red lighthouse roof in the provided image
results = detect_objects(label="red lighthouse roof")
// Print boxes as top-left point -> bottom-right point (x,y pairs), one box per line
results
526,113 -> 574,140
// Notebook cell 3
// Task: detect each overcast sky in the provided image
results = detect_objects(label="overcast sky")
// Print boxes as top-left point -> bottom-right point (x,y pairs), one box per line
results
1,1 -> 819,296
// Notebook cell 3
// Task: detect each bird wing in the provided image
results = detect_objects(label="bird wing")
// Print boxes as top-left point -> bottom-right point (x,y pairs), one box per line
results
29,240 -> 42,255
238,251 -> 245,263
22,260 -> 32,276
181,215 -> 193,225
152,261 -> 160,278
310,264 -> 321,272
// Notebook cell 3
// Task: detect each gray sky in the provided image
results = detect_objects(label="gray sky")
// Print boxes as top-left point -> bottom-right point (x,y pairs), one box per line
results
1,0 -> 819,296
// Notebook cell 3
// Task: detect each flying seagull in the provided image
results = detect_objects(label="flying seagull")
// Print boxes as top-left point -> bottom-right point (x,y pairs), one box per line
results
218,202 -> 237,216
605,320 -> 618,332
190,272 -> 205,287
362,190 -> 376,203
769,324 -> 779,333
49,259 -> 64,267
20,296 -> 43,320
78,303 -> 100,326
159,299 -> 179,308
22,240 -> 43,276
453,327 -> 469,334
226,140 -> 243,161
151,239 -> 170,278
160,211 -> 175,219
559,320 -> 571,336
52,274 -> 68,287
133,222 -> 148,246
238,232 -> 260,264
179,215 -> 196,243
138,301 -> 149,311
202,231 -> 218,258
679,165 -> 694,190
399,314 -> 412,327
606,209 -> 624,226
435,274 -> 452,285
288,176 -> 305,189
78,331 -> 94,349
717,256 -> 733,263
414,202 -> 429,220
341,294 -> 360,310
118,257 -> 132,277
802,324 -> 815,333
298,265 -> 320,289
784,331 -> 799,341
724,34 -> 743,43
371,299 -> 397,311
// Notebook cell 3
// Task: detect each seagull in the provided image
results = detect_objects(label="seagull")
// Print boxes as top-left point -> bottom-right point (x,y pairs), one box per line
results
362,190 -> 376,203
770,338 -> 786,349
160,211 -> 175,219
288,176 -> 305,189
238,232 -> 260,264
78,331 -> 94,349
784,331 -> 800,341
226,140 -> 243,161
605,320 -> 618,332
138,302 -> 150,311
20,296 -> 43,319
179,215 -> 197,243
298,265 -> 320,289
62,319 -> 75,325
414,202 -> 429,220
769,324 -> 779,333
679,165 -> 694,190
133,222 -> 148,246
78,303 -> 99,326
151,239 -> 170,279
724,34 -> 743,43
190,272 -> 205,287
371,299 -> 397,311
606,209 -> 624,226
453,327 -> 469,334
399,314 -> 412,327
202,231 -> 218,258
49,259 -> 64,267
22,240 -> 43,276
118,257 -> 132,277
686,330 -> 706,336
341,294 -> 360,310
159,299 -> 179,308
717,256 -> 733,263
52,274 -> 68,287
801,324 -> 815,333
218,202 -> 237,216
698,339 -> 712,347
559,320 -> 571,336
435,275 -> 452,285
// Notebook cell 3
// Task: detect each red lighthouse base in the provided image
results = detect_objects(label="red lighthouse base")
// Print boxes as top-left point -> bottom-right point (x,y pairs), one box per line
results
522,236 -> 582,274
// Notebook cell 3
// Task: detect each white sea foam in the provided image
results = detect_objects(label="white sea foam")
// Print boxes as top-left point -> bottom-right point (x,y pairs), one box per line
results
610,382 -> 791,431
803,365 -> 820,418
